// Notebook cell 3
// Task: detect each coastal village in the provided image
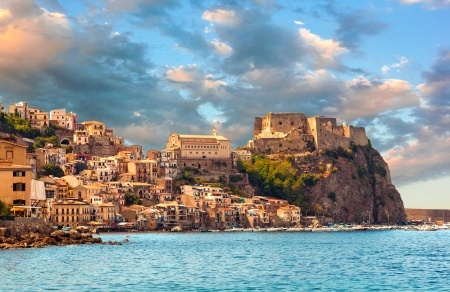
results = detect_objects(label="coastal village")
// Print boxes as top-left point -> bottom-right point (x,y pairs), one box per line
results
0,101 -> 438,232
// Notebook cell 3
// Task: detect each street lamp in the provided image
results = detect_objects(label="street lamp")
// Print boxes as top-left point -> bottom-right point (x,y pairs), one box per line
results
385,210 -> 390,225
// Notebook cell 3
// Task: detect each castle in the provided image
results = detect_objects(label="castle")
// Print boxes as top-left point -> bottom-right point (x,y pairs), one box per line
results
249,112 -> 368,153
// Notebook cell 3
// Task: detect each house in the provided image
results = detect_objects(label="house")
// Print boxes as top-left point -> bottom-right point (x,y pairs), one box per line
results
0,140 -> 33,206
82,121 -> 106,137
52,200 -> 90,228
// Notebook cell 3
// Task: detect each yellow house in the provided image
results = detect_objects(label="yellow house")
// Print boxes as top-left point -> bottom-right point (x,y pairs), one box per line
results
82,121 -> 106,137
0,140 -> 27,165
0,140 -> 32,206
0,159 -> 33,206
53,200 -> 90,228
28,107 -> 49,128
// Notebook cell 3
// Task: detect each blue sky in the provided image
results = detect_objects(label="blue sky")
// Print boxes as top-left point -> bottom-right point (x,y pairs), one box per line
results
0,0 -> 449,208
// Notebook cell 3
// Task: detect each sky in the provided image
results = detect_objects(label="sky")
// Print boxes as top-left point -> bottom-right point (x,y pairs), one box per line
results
0,0 -> 449,209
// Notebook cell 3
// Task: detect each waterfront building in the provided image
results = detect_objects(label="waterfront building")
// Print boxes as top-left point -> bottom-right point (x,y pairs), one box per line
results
52,200 -> 90,228
0,140 -> 33,206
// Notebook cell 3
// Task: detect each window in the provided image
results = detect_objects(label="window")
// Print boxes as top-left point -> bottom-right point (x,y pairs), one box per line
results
13,183 -> 26,191
13,171 -> 25,177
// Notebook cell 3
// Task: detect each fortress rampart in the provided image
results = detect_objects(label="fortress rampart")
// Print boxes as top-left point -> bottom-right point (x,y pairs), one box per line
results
251,112 -> 368,154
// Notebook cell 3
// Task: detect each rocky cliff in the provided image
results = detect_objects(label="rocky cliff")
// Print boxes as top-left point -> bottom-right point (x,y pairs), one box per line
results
294,145 -> 406,224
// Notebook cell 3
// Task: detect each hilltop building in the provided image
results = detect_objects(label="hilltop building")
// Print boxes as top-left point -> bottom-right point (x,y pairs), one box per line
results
249,112 -> 368,153
162,130 -> 233,176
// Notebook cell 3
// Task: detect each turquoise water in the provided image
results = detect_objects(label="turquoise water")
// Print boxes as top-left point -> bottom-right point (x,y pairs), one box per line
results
2,230 -> 450,291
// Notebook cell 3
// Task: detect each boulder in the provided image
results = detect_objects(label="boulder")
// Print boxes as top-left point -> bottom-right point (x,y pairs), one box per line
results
76,226 -> 90,233
0,227 -> 10,237
0,222 -> 104,249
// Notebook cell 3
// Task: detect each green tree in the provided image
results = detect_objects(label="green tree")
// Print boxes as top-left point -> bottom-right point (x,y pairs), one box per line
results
242,155 -> 308,207
75,162 -> 87,175
33,136 -> 59,150
42,164 -> 65,177
236,158 -> 246,173
41,126 -> 56,138
124,192 -> 142,206
0,200 -> 10,216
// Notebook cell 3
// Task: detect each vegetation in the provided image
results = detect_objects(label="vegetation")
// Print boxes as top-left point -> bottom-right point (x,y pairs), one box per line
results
0,112 -> 58,141
240,155 -> 322,207
0,200 -> 10,216
75,162 -> 87,175
124,192 -> 142,206
41,164 -> 65,178
178,167 -> 200,185
327,191 -> 336,202
229,174 -> 244,183
33,136 -> 60,150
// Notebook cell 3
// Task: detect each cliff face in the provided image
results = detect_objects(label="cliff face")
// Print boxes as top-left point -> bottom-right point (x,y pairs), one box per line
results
303,146 -> 406,224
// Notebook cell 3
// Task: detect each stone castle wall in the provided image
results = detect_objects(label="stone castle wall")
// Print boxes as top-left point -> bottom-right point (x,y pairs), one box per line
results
348,126 -> 368,146
253,112 -> 368,154
254,117 -> 262,136
260,112 -> 308,135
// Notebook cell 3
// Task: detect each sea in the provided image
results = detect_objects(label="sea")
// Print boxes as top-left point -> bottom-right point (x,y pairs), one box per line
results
1,230 -> 450,291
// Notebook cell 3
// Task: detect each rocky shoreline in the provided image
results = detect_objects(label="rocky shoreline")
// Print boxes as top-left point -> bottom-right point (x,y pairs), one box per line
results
0,222 -> 120,249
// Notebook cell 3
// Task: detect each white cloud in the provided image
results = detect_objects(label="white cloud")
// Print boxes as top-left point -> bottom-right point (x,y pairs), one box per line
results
165,65 -> 200,83
384,128 -> 450,185
202,9 -> 240,26
399,0 -> 450,9
0,7 -> 71,73
334,77 -> 420,120
382,56 -> 410,75
299,28 -> 347,68
210,40 -> 232,55
294,20 -> 304,25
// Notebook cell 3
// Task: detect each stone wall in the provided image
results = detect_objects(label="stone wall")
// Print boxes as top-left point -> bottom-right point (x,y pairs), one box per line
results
252,113 -> 369,154
254,117 -> 262,136
257,112 -> 308,135
178,158 -> 234,173
405,209 -> 449,222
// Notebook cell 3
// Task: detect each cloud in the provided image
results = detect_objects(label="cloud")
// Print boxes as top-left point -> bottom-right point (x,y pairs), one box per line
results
399,0 -> 450,9
384,128 -> 450,185
166,65 -> 200,83
313,2 -> 387,51
299,28 -> 347,69
210,40 -> 232,55
381,56 -> 410,75
202,9 -> 241,26
418,49 -> 450,109
325,77 -> 420,121
378,49 -> 450,185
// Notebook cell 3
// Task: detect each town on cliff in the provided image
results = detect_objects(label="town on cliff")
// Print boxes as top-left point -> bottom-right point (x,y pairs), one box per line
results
0,101 -> 407,233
